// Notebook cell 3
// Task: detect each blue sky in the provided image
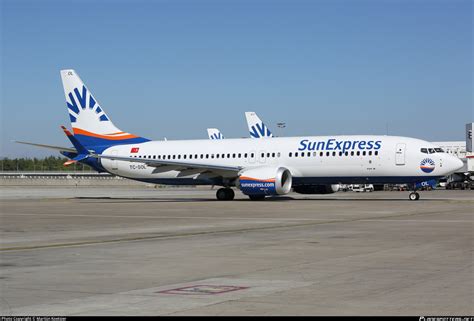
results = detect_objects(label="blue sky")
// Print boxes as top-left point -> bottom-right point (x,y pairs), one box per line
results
1,0 -> 472,157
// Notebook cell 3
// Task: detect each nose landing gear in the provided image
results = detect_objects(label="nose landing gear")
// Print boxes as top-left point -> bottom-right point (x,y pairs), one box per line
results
408,192 -> 420,201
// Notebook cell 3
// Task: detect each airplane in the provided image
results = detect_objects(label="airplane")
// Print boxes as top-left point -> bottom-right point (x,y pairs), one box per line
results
207,111 -> 272,140
17,69 -> 464,201
207,128 -> 225,140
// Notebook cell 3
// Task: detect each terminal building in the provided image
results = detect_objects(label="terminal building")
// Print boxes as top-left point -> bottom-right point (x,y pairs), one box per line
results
432,123 -> 473,188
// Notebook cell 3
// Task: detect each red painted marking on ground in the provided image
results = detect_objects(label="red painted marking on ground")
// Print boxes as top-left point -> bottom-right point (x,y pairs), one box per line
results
157,285 -> 249,295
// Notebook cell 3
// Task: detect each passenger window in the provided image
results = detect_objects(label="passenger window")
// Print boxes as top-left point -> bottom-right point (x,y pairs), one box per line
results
295,152 -> 299,157
227,153 -> 231,158
178,155 -> 181,159
357,151 -> 360,156
374,151 -> 378,156
238,153 -> 241,158
200,154 -> 203,159
216,154 -> 219,159
313,152 -> 317,157
272,153 -> 275,157
206,154 -> 209,159
339,152 -> 343,156
277,152 -> 281,157
251,153 -> 254,158
362,151 -> 366,156
211,154 -> 214,159
222,154 -> 225,158
307,152 -> 310,157
232,153 -> 235,158
368,151 -> 372,156
320,152 -> 323,157
350,151 -> 354,156
345,151 -> 348,156
332,151 -> 336,156
244,153 -> 248,158
153,155 -> 156,159
267,153 -> 270,157
289,152 -> 292,157
326,152 -> 330,156
261,153 -> 264,158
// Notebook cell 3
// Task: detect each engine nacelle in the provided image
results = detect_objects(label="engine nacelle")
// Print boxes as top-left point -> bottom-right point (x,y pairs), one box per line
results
238,167 -> 292,196
293,184 -> 339,194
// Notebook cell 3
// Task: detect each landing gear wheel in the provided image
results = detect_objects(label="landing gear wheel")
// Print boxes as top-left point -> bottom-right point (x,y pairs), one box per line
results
216,188 -> 235,201
226,188 -> 235,200
409,192 -> 420,201
248,195 -> 266,201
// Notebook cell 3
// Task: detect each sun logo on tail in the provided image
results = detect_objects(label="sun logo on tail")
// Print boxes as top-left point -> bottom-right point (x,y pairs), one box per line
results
249,123 -> 272,138
210,132 -> 224,140
420,158 -> 435,173
66,86 -> 109,123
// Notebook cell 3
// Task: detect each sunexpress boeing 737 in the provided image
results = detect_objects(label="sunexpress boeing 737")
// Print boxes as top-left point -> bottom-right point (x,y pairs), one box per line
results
18,70 -> 463,201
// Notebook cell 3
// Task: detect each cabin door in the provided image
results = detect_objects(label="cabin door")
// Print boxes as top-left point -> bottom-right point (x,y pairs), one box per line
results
395,143 -> 406,165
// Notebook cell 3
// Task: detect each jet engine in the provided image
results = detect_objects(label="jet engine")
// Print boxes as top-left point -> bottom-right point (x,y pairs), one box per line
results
237,167 -> 292,198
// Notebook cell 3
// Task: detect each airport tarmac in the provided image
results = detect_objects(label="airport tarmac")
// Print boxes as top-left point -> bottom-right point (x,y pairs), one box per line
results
0,186 -> 473,315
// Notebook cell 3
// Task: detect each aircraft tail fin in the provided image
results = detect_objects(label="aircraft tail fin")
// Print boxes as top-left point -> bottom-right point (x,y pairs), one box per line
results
207,128 -> 225,140
60,69 -> 149,151
245,112 -> 273,139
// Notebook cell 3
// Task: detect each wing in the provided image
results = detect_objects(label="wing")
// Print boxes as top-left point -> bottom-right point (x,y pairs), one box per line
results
94,153 -> 242,176
16,141 -> 77,153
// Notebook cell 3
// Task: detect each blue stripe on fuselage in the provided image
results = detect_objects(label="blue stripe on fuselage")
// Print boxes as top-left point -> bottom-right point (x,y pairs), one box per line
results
74,134 -> 150,153
118,176 -> 443,187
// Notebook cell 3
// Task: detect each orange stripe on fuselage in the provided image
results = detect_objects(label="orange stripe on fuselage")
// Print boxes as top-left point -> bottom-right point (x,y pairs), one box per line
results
72,128 -> 138,140
239,176 -> 276,183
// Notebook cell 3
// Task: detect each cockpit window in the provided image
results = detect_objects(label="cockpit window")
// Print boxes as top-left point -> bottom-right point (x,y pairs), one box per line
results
421,147 -> 444,154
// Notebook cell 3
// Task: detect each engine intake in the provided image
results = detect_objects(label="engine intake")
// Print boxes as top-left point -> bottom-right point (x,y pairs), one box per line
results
238,167 -> 292,196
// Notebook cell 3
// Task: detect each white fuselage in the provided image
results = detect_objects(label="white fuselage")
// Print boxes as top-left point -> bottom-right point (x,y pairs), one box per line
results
99,135 -> 463,187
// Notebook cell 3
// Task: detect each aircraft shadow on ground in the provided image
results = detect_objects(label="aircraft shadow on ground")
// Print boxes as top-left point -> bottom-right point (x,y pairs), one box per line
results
72,196 -> 440,203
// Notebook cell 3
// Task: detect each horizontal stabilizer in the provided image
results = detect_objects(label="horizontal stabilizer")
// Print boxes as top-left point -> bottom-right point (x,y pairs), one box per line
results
15,141 -> 77,153
63,153 -> 89,166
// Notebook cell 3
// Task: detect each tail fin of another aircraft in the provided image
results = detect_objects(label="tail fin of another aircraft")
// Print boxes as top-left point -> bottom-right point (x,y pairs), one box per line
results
245,112 -> 273,139
207,128 -> 225,140
60,69 -> 149,151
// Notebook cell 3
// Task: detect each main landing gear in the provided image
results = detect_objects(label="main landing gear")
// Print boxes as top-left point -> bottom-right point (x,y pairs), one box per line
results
216,188 -> 235,201
408,192 -> 420,201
